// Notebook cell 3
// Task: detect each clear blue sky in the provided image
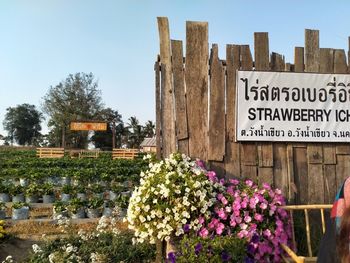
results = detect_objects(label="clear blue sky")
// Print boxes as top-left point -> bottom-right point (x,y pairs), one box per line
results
1,0 -> 350,136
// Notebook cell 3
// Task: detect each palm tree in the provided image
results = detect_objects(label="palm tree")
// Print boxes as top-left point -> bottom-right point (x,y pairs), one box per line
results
143,120 -> 155,138
127,116 -> 144,148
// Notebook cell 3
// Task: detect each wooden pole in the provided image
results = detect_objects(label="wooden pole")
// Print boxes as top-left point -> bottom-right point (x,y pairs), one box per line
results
61,124 -> 65,148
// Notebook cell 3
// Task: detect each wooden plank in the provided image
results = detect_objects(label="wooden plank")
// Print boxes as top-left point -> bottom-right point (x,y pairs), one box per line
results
271,52 -> 285,71
241,165 -> 257,182
154,59 -> 162,159
319,48 -> 336,165
254,32 -> 269,70
336,155 -> 350,189
305,29 -> 319,72
208,44 -> 225,161
274,143 -> 289,196
324,165 -> 336,204
293,147 -> 308,204
308,164 -> 324,203
294,47 -> 304,72
334,49 -> 348,73
185,21 -> 209,161
287,145 -> 296,202
305,29 -> 323,165
258,167 -> 274,186
157,17 -> 176,158
178,139 -> 189,156
239,45 -> 257,172
254,33 -> 273,170
334,49 -> 350,155
171,40 -> 188,141
225,44 -> 241,178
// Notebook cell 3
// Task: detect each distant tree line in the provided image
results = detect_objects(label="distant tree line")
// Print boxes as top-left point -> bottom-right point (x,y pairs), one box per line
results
2,72 -> 155,149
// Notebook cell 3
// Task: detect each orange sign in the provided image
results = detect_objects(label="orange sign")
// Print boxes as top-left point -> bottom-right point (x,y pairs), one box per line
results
70,122 -> 107,131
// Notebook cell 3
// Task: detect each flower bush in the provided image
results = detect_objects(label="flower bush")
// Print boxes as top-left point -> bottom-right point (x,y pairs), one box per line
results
27,214 -> 155,263
196,176 -> 292,262
127,153 -> 221,244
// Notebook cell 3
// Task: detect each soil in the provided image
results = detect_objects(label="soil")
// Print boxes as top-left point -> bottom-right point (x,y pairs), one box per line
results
0,236 -> 42,262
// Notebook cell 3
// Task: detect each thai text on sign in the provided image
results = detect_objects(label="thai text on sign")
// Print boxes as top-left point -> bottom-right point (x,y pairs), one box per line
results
70,122 -> 107,131
236,70 -> 350,142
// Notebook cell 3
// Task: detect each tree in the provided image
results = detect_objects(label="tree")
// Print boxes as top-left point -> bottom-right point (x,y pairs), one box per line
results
127,116 -> 145,148
42,72 -> 104,148
90,108 -> 126,150
3,104 -> 43,145
143,120 -> 155,137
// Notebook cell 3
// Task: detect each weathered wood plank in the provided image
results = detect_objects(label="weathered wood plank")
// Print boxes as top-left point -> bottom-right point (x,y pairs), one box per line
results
305,29 -> 323,165
324,165 -> 336,204
254,33 -> 273,171
274,143 -> 288,196
157,17 -> 176,157
287,144 -> 296,202
320,48 -> 336,165
225,44 -> 241,178
308,164 -> 324,203
294,147 -> 308,204
270,52 -> 285,71
171,40 -> 188,141
334,49 -> 350,155
154,58 -> 161,159
254,32 -> 269,70
185,21 -> 209,161
240,45 -> 257,180
305,29 -> 319,72
210,161 -> 226,179
294,47 -> 304,72
208,44 -> 225,161
178,139 -> 189,156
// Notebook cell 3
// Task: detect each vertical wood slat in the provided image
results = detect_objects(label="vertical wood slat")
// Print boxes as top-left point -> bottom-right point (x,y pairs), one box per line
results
255,32 -> 273,185
273,143 -> 288,196
294,147 -> 308,204
154,58 -> 162,159
171,40 -> 188,140
333,49 -> 350,155
305,29 -> 324,203
320,48 -> 336,203
336,155 -> 350,188
157,17 -> 176,158
225,44 -> 241,178
294,47 -> 304,72
171,40 -> 189,155
240,45 -> 257,180
185,21 -> 209,161
208,44 -> 225,161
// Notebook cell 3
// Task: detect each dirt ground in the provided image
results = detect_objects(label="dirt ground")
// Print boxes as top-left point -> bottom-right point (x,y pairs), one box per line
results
0,236 -> 42,262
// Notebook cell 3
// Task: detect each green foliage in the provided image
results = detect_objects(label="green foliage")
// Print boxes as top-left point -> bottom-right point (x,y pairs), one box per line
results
25,182 -> 42,196
2,104 -> 43,146
53,201 -> 67,214
87,197 -> 104,209
42,72 -> 103,148
12,202 -> 29,209
174,235 -> 247,263
67,198 -> 86,213
61,184 -> 74,194
10,184 -> 24,195
115,194 -> 130,209
42,183 -> 54,195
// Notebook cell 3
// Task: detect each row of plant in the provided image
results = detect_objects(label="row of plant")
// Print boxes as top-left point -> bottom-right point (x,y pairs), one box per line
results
127,153 -> 293,262
0,195 -> 128,220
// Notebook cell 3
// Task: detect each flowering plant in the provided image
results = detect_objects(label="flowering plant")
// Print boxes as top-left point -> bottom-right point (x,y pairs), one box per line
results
197,176 -> 292,262
127,153 -> 220,244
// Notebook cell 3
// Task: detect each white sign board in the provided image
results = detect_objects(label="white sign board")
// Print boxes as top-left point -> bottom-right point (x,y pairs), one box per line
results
236,70 -> 350,142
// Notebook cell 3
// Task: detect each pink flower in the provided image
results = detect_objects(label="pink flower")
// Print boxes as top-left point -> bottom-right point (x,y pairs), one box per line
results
254,213 -> 263,222
216,208 -> 227,220
198,216 -> 205,225
237,229 -> 249,239
263,229 -> 272,237
229,179 -> 239,185
199,227 -> 209,237
260,203 -> 268,210
245,179 -> 253,187
221,197 -> 228,205
244,215 -> 252,223
208,218 -> 219,229
206,171 -> 217,181
215,222 -> 225,235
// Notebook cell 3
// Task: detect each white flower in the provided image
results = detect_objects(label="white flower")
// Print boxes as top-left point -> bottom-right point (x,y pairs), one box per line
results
32,244 -> 42,254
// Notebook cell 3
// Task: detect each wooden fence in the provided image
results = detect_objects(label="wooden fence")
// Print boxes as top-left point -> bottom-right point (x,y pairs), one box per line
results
155,17 -> 350,204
